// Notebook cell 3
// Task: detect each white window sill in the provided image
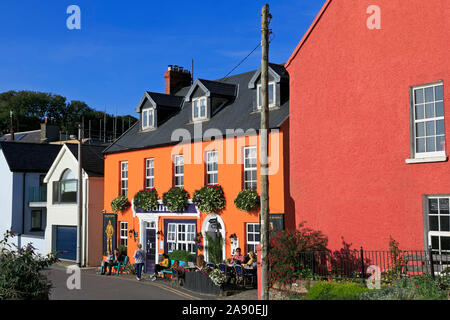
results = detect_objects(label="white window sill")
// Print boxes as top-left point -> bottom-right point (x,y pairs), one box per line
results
405,156 -> 448,164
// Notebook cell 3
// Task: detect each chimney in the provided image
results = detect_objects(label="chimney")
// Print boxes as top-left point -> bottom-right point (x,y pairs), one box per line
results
164,65 -> 192,95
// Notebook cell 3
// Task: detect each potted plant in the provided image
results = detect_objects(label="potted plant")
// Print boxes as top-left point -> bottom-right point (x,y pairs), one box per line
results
162,187 -> 189,212
111,195 -> 130,213
193,185 -> 226,213
234,189 -> 260,212
133,189 -> 159,211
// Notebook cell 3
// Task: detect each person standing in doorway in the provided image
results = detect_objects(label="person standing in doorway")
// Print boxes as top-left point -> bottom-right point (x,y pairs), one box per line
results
133,243 -> 145,281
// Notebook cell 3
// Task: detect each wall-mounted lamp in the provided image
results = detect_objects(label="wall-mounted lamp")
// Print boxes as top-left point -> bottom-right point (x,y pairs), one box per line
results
229,233 -> 237,240
156,230 -> 163,238
129,229 -> 138,239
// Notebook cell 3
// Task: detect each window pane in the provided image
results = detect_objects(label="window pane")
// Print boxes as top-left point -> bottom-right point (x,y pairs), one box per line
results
426,137 -> 436,152
415,105 -> 424,120
440,198 -> 449,214
436,136 -> 445,151
440,216 -> 450,232
248,234 -> 254,242
143,111 -> 148,127
425,103 -> 434,118
436,120 -> 445,135
429,216 -> 439,231
441,237 -> 450,251
416,123 -> 425,137
415,89 -> 424,104
435,102 -> 444,117
425,87 -> 434,103
429,199 -> 439,214
431,236 -> 439,250
416,138 -> 425,153
435,85 -> 443,101
269,83 -> 274,105
426,121 -> 435,136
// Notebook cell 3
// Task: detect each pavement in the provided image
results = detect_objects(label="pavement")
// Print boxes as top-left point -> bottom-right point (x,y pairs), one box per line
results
43,262 -> 258,300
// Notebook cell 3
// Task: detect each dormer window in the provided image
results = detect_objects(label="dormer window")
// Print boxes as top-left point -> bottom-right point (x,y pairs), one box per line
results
192,97 -> 207,121
142,108 -> 155,130
257,82 -> 275,109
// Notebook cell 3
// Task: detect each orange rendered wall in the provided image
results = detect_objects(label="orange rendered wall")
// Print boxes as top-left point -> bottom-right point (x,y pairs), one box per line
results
104,124 -> 289,263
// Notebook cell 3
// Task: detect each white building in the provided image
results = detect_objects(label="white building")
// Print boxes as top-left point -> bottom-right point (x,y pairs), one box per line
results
0,141 -> 62,254
44,143 -> 105,266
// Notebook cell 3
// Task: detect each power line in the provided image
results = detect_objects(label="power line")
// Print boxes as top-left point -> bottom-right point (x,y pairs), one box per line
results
221,42 -> 261,79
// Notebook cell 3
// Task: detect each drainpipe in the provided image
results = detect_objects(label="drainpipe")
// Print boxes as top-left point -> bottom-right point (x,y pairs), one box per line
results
21,172 -> 26,246
83,176 -> 88,266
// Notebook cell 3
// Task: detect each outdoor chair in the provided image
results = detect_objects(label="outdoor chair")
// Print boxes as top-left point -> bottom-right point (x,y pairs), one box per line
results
112,256 -> 128,275
234,265 -> 253,287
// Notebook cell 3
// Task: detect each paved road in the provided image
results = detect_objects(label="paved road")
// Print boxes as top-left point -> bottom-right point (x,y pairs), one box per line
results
43,263 -> 216,300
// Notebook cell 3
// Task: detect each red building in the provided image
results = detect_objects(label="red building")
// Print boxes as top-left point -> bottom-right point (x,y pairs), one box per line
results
286,0 -> 450,252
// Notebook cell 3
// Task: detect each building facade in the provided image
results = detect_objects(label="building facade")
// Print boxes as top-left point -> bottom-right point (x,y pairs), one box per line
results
287,0 -> 450,252
103,64 -> 292,271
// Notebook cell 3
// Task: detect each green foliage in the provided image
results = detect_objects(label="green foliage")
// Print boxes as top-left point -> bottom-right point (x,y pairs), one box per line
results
193,185 -> 226,213
268,222 -> 329,285
234,189 -> 260,212
162,188 -> 189,212
0,90 -> 137,137
360,275 -> 447,300
0,231 -> 58,300
111,195 -> 130,213
133,189 -> 159,211
306,281 -> 370,300
118,245 -> 127,256
168,250 -> 196,263
125,263 -> 136,275
205,234 -> 223,264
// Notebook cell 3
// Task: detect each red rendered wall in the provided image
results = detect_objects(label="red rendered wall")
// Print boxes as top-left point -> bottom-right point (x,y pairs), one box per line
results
287,0 -> 450,250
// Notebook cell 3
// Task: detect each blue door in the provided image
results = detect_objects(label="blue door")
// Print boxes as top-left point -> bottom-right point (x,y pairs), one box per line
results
145,229 -> 156,273
56,226 -> 77,261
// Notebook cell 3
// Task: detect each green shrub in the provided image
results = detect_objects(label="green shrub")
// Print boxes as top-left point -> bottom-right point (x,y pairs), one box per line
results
118,245 -> 127,256
360,275 -> 447,300
193,185 -> 225,213
111,195 -> 130,213
162,188 -> 189,212
306,281 -> 370,300
133,189 -> 159,211
269,222 -> 329,285
234,189 -> 260,212
205,234 -> 223,264
0,231 -> 58,300
168,250 -> 196,263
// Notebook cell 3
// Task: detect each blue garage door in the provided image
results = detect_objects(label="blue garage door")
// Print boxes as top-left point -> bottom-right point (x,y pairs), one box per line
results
56,226 -> 77,261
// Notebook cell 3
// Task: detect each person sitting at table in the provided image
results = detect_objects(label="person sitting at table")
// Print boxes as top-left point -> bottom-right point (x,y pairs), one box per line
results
231,248 -> 245,265
195,254 -> 207,271
245,251 -> 257,268
151,253 -> 170,281
172,260 -> 185,277
100,250 -> 114,275
111,249 -> 125,271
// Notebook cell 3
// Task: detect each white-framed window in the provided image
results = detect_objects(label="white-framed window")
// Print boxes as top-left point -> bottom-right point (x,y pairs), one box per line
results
427,197 -> 450,255
145,158 -> 154,189
142,108 -> 155,130
243,146 -> 257,190
257,82 -> 275,109
174,155 -> 184,188
166,223 -> 196,254
206,151 -> 218,185
120,161 -> 128,196
192,97 -> 207,121
412,83 -> 445,159
120,221 -> 128,247
246,223 -> 260,254
52,169 -> 77,203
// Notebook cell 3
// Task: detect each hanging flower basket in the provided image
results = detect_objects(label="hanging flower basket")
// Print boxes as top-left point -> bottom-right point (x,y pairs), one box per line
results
162,187 -> 189,212
111,195 -> 130,213
193,185 -> 226,213
234,189 -> 260,212
133,189 -> 159,211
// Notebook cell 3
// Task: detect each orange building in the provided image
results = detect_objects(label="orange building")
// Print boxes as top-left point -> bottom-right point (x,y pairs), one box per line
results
103,64 -> 292,273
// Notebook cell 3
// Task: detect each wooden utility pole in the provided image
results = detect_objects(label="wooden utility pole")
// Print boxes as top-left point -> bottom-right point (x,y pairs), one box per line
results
260,3 -> 270,301
77,123 -> 83,267
9,110 -> 14,141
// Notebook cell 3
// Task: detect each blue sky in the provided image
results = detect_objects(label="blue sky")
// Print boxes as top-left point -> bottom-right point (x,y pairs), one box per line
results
0,1 -> 325,116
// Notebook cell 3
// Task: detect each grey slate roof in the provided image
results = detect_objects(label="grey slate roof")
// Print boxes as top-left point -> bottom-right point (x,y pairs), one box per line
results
66,144 -> 105,177
0,130 -> 42,143
0,141 -> 62,172
104,64 -> 289,154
